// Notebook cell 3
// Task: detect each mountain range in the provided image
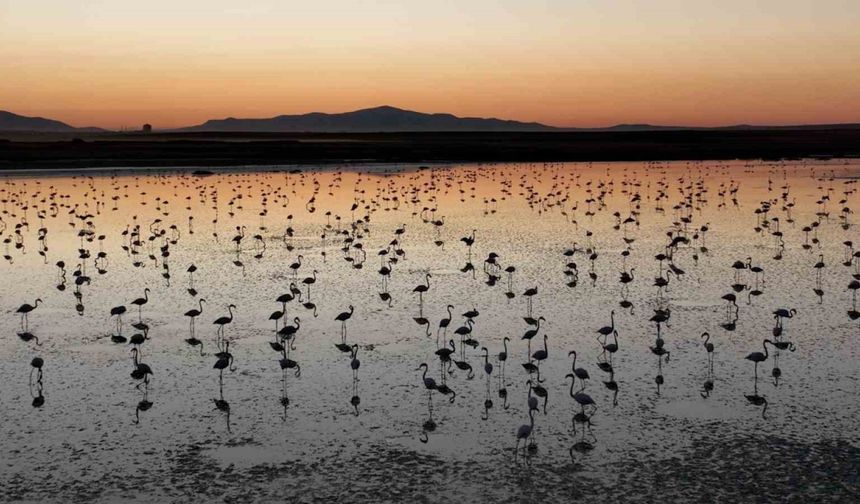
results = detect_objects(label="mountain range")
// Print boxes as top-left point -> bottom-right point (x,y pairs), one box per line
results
180,105 -> 556,132
0,110 -> 104,132
2,106 -> 858,133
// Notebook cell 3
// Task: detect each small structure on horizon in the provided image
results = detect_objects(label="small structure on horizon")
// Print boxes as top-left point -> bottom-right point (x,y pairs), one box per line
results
142,123 -> 152,133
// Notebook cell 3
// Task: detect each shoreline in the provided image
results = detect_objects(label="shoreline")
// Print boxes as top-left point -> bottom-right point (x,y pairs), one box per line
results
0,161 -> 459,177
0,158 -> 856,178
1,130 -> 858,171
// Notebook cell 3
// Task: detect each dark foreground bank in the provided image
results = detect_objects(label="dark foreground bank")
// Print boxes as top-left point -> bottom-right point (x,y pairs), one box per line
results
3,434 -> 858,503
1,129 -> 859,169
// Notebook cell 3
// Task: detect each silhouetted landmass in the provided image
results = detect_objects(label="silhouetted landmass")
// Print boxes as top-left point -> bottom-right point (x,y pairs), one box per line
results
2,106 -> 858,135
0,110 -> 105,133
599,123 -> 860,132
181,105 -> 557,133
1,129 -> 858,170
180,106 -> 860,133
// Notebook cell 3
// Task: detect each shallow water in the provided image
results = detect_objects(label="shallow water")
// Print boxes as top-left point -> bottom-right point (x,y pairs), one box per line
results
1,160 -> 859,503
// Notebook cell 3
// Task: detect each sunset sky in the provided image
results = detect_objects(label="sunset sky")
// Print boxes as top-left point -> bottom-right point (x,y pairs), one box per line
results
1,0 -> 858,129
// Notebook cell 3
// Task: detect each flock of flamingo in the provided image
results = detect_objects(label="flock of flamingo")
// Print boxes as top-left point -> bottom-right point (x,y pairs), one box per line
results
4,161 -> 859,461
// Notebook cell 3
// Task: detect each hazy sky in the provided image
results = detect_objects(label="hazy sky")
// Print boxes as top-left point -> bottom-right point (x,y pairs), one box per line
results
1,0 -> 859,128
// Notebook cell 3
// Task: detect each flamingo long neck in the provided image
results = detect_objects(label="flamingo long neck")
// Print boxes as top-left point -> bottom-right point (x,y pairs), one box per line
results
503,339 -> 508,354
199,299 -> 205,312
572,351 -> 578,370
227,306 -> 234,321
568,376 -> 576,398
610,312 -> 615,329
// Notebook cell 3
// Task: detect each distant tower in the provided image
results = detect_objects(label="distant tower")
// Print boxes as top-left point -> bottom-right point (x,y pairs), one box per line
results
142,123 -> 152,133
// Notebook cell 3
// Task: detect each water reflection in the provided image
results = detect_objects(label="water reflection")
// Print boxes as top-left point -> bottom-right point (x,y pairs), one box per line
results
1,161 -> 859,500
133,385 -> 153,425
745,380 -> 769,419
30,376 -> 45,408
700,332 -> 716,398
213,379 -> 231,433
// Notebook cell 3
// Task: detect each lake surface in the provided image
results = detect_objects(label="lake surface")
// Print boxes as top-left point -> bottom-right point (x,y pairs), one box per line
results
1,160 -> 859,503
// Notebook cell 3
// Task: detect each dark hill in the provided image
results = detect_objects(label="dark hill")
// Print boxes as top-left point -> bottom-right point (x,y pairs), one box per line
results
183,105 -> 558,133
0,110 -> 105,132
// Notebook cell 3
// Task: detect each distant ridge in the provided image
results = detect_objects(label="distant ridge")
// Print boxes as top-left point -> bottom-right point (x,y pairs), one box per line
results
181,105 -> 558,133
1,107 -> 858,133
0,110 -> 105,132
599,123 -> 860,132
180,106 -> 860,133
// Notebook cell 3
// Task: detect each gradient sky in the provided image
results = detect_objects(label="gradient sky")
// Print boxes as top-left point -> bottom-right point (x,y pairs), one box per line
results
1,0 -> 859,129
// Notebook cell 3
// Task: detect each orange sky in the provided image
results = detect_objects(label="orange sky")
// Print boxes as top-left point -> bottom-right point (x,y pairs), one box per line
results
1,1 -> 859,129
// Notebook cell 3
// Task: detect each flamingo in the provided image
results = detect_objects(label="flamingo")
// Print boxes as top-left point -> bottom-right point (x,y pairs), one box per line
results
438,305 -> 454,337
335,305 -> 354,341
702,331 -> 714,369
184,298 -> 205,336
130,288 -> 150,321
597,310 -> 615,337
598,330 -> 619,361
16,299 -> 42,331
514,408 -> 536,457
29,357 -> 44,385
565,373 -> 596,413
350,344 -> 360,380
532,334 -> 549,365
213,304 -> 237,348
413,273 -> 431,310
498,337 -> 509,376
745,339 -> 774,379
130,348 -> 153,388
481,347 -> 493,376
568,351 -> 590,389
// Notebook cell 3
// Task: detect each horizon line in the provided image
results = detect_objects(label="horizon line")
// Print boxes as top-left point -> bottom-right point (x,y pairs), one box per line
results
3,105 -> 860,132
